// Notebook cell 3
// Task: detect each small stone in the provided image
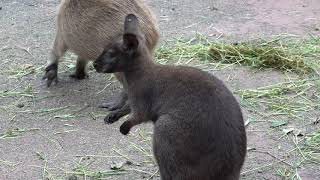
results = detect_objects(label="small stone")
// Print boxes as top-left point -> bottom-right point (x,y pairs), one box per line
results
16,103 -> 25,108
209,6 -> 218,11
110,161 -> 125,170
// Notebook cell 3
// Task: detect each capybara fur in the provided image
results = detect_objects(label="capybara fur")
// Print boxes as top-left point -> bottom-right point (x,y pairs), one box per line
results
43,0 -> 159,121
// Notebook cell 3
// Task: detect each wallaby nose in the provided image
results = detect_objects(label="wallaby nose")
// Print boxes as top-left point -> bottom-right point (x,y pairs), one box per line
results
93,61 -> 100,72
93,61 -> 105,73
93,61 -> 98,68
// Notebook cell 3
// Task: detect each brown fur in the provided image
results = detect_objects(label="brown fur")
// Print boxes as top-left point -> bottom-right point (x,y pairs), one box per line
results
43,0 -> 159,86
94,14 -> 247,180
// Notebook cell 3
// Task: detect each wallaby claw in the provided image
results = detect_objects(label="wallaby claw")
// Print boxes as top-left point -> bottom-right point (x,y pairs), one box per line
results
43,64 -> 58,87
104,112 -> 121,124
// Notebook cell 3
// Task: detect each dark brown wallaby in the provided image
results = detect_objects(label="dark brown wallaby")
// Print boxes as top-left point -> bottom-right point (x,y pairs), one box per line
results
94,14 -> 247,180
43,0 -> 159,122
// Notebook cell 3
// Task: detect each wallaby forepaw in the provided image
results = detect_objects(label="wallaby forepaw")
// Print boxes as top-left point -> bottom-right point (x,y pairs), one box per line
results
104,112 -> 120,124
69,72 -> 89,80
120,121 -> 131,135
43,64 -> 58,87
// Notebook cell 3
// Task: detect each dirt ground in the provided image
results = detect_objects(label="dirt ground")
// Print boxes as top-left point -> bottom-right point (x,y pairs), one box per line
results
0,0 -> 319,179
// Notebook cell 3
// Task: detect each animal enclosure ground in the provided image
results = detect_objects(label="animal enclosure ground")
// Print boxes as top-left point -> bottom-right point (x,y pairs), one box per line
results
0,0 -> 320,179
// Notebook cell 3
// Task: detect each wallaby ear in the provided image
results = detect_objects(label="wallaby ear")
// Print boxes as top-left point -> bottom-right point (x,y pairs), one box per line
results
123,14 -> 140,51
124,14 -> 139,35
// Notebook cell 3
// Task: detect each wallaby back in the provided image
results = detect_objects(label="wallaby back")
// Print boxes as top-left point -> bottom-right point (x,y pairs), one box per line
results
93,14 -> 247,180
150,66 -> 247,180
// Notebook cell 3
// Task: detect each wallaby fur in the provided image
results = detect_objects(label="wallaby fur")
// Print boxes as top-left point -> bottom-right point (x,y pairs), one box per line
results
43,0 -> 159,87
93,14 -> 247,180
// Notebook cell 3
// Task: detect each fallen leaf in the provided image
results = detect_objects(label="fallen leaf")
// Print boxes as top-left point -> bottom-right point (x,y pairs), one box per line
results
247,147 -> 256,151
313,117 -> 320,125
110,161 -> 125,170
244,119 -> 250,127
282,127 -> 304,137
282,128 -> 294,134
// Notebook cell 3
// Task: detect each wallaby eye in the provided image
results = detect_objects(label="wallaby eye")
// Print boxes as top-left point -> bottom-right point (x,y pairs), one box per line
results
107,49 -> 114,54
107,49 -> 117,57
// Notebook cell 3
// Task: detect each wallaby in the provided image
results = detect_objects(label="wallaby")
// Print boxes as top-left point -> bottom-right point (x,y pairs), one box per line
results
93,14 -> 247,180
43,0 -> 159,122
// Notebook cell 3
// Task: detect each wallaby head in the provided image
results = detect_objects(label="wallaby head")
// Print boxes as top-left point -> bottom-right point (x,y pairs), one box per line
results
94,14 -> 149,74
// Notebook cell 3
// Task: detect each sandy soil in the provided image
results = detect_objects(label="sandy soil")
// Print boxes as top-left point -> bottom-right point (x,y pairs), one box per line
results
0,0 -> 319,179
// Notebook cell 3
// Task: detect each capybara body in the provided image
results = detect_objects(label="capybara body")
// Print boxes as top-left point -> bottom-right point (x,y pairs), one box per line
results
93,14 -> 247,180
57,0 -> 158,60
44,0 -> 159,86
